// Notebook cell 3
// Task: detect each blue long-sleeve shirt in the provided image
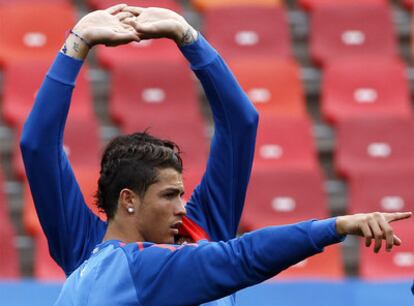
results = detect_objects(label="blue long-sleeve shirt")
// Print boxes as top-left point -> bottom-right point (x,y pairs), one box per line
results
54,219 -> 343,306
20,36 -> 258,305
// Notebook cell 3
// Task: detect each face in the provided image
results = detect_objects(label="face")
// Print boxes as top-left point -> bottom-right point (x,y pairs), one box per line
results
134,168 -> 186,244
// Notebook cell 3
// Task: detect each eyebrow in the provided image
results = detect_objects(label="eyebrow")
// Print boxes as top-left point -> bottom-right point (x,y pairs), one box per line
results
160,187 -> 185,195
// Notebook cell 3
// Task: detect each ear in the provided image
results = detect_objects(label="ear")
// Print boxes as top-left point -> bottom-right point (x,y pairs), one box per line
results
119,188 -> 139,214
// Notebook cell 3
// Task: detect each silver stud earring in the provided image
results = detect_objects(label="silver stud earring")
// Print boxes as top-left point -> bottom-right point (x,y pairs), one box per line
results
127,207 -> 134,214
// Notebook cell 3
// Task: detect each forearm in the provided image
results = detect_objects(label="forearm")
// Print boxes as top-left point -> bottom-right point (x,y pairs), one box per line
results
21,52 -> 83,150
180,36 -> 258,240
136,219 -> 344,306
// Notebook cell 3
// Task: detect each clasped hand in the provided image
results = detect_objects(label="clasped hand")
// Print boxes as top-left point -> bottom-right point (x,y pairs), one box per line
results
73,4 -> 197,48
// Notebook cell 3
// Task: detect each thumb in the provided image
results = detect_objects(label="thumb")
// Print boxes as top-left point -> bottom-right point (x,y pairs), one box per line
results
384,212 -> 412,223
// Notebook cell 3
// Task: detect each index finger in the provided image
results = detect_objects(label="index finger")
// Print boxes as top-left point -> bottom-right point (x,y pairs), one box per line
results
122,6 -> 145,16
106,3 -> 128,14
384,212 -> 412,223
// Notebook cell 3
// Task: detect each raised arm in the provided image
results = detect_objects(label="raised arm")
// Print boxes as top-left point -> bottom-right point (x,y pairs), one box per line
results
124,7 -> 259,241
126,212 -> 411,306
20,5 -> 139,275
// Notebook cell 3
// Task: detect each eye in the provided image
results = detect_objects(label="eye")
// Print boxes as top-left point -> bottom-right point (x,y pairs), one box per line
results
164,193 -> 175,199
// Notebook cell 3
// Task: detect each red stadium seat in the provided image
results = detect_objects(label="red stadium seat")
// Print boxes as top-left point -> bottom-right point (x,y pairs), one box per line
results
349,171 -> 414,214
228,59 -> 306,117
253,115 -> 318,171
108,60 -> 200,126
88,0 -> 181,10
321,56 -> 412,125
0,171 -> 20,279
13,117 -> 100,180
192,0 -> 281,11
0,0 -> 70,3
204,6 -> 292,61
0,4 -> 75,64
273,244 -> 344,280
403,0 -> 413,10
241,168 -> 328,231
360,220 -> 414,280
310,4 -> 398,66
335,118 -> 414,178
299,0 -> 386,11
3,60 -> 94,127
96,39 -> 182,68
33,233 -> 65,281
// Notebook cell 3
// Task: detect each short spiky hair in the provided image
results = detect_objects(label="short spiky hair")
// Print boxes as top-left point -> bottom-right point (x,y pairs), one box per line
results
95,131 -> 183,220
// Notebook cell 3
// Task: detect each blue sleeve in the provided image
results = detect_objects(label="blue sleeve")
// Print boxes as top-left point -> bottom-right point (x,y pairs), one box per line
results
179,35 -> 259,241
125,219 -> 344,306
20,53 -> 107,276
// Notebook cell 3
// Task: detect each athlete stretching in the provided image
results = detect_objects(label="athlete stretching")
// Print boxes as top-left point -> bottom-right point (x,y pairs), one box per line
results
21,5 -> 412,306
21,4 -> 258,306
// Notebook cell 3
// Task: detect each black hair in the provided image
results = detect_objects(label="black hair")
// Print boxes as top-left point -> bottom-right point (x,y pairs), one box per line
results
95,131 -> 183,220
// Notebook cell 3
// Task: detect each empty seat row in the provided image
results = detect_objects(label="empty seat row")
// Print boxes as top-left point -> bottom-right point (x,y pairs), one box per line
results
0,3 -> 406,66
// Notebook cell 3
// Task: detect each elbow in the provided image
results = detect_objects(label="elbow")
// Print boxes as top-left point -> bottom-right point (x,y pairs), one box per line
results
243,107 -> 259,133
20,124 -> 39,155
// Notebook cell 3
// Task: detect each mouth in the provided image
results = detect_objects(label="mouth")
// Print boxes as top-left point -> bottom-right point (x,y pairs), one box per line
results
170,221 -> 183,236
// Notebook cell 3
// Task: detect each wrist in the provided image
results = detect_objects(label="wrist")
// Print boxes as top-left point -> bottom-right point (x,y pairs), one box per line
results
335,216 -> 346,236
175,22 -> 198,46
61,31 -> 90,60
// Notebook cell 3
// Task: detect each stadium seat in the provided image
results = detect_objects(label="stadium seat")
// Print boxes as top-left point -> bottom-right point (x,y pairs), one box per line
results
3,60 -> 94,127
204,6 -> 291,61
253,115 -> 318,171
108,60 -> 200,126
33,233 -> 65,281
0,0 -> 69,3
321,56 -> 412,125
349,171 -> 414,214
228,59 -> 306,117
274,244 -> 344,280
96,39 -> 182,68
0,4 -> 75,64
88,0 -> 181,10
0,171 -> 20,279
310,4 -> 397,66
402,0 -> 413,10
241,168 -> 328,231
335,118 -> 414,178
360,220 -> 414,280
299,0 -> 387,11
192,0 -> 281,11
13,117 -> 100,180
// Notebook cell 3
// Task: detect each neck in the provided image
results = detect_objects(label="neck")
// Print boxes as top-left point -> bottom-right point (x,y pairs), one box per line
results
103,218 -> 143,243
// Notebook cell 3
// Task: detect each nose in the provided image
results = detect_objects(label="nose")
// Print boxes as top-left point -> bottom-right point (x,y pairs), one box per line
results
174,198 -> 187,217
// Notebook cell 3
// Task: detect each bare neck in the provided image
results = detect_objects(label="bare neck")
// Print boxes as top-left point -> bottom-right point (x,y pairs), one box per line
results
103,218 -> 143,243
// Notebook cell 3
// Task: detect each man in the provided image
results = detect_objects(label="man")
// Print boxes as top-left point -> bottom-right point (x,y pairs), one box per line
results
20,5 -> 412,306
21,4 -> 257,305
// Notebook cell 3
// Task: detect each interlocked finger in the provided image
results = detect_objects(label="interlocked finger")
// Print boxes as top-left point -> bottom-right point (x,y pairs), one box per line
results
116,12 -> 134,21
106,4 -> 128,14
122,6 -> 145,16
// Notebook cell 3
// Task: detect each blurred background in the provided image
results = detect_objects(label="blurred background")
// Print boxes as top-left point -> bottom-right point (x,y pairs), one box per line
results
0,0 -> 413,305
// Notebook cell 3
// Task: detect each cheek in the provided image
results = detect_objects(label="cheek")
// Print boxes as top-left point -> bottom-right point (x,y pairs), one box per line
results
141,201 -> 172,223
